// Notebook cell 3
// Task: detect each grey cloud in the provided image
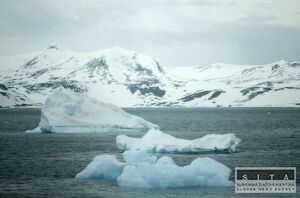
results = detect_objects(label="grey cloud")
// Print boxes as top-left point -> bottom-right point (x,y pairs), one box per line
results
0,0 -> 299,67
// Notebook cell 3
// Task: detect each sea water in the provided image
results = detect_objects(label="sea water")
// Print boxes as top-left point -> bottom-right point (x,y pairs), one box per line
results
0,108 -> 299,197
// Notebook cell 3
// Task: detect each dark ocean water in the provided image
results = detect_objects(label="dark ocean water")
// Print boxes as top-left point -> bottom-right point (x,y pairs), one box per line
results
0,108 -> 299,197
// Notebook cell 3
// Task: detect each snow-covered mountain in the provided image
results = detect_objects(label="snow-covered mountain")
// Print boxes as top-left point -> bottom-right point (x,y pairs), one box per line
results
0,43 -> 299,107
167,60 -> 300,107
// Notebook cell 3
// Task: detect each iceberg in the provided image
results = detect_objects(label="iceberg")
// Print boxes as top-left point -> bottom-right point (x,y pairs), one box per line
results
26,89 -> 158,133
116,129 -> 241,153
76,150 -> 233,188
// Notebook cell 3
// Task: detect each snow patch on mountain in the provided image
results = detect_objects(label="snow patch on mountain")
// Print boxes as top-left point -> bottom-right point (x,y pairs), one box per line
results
0,84 -> 33,107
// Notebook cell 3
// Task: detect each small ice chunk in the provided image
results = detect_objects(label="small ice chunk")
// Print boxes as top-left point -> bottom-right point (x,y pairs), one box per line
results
75,155 -> 125,180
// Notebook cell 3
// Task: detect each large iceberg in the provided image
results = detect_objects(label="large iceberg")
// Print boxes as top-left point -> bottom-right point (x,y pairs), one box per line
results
116,129 -> 241,153
26,89 -> 158,133
76,150 -> 233,188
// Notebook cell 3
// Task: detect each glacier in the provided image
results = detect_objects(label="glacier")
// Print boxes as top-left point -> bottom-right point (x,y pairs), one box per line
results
116,129 -> 241,153
26,89 -> 158,133
76,150 -> 233,188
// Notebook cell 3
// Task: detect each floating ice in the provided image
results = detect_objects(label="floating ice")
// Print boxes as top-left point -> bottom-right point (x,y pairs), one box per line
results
123,150 -> 157,165
116,129 -> 241,153
75,155 -> 125,180
76,150 -> 233,188
26,89 -> 158,133
118,156 -> 233,188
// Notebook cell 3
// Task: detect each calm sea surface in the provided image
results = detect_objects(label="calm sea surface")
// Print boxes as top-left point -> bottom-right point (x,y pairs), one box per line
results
0,108 -> 299,197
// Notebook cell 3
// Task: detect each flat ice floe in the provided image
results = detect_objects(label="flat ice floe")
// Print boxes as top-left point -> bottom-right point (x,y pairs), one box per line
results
26,89 -> 158,133
117,129 -> 241,153
76,150 -> 233,188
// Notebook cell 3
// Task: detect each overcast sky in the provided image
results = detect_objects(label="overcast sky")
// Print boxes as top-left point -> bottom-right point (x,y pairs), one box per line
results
0,0 -> 300,66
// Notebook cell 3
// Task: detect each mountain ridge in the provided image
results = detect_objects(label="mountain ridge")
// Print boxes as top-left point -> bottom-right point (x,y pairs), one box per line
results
0,43 -> 299,107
